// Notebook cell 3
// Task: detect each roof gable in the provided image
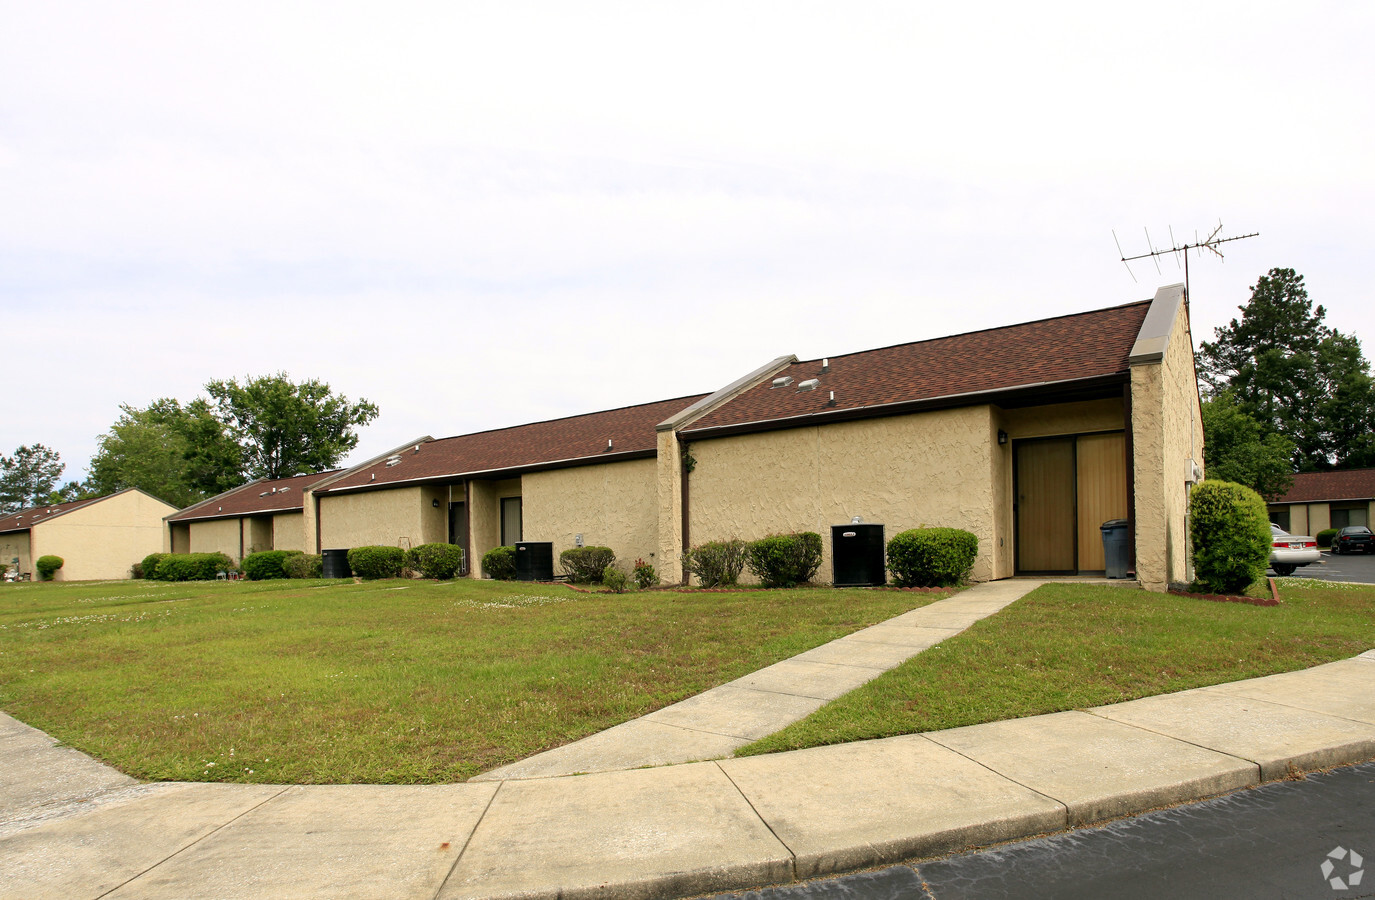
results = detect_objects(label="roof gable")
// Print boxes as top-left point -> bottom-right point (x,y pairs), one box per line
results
684,301 -> 1152,435
0,493 -> 115,533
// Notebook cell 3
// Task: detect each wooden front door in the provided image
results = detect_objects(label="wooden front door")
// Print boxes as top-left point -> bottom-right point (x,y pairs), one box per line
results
1016,438 -> 1076,573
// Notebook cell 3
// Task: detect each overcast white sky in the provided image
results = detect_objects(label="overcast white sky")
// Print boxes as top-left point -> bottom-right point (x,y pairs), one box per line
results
3,2 -> 1372,484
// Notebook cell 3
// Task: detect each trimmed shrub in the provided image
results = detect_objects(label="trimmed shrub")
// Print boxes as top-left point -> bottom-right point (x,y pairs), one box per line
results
154,552 -> 234,582
745,532 -> 823,588
406,543 -> 465,579
36,555 -> 64,580
242,550 -> 297,581
136,552 -> 170,579
632,558 -> 659,590
602,563 -> 630,593
284,553 -> 324,579
1317,528 -> 1338,548
886,527 -> 978,587
1190,480 -> 1271,594
684,538 -> 748,587
482,546 -> 517,580
560,546 -> 616,583
347,545 -> 406,580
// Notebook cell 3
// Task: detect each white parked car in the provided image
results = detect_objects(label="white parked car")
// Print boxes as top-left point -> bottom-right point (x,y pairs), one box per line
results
1270,524 -> 1320,576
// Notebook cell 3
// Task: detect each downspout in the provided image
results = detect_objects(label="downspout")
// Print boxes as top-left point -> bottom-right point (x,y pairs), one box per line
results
464,480 -> 472,577
1123,381 -> 1136,575
680,438 -> 693,585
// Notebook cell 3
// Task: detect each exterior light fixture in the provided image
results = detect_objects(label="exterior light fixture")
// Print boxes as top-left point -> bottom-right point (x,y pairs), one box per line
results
998,430 -> 1009,445
432,498 -> 440,508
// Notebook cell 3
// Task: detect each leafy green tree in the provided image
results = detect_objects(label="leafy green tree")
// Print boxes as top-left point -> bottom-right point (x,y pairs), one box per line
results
203,373 -> 379,480
87,399 -> 243,507
48,481 -> 99,505
1198,267 -> 1375,470
1200,392 -> 1295,500
0,444 -> 65,513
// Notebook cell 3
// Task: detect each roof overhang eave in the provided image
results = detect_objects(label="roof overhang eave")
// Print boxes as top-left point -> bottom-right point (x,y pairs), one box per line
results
318,448 -> 659,495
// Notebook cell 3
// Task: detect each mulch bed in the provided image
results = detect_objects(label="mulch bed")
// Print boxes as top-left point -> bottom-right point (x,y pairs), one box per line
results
1168,577 -> 1281,607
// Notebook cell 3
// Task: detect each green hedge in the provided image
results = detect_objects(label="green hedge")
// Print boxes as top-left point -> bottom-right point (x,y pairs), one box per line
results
602,563 -> 631,593
1190,480 -> 1271,593
36,555 -> 64,580
347,546 -> 406,580
745,532 -> 823,588
154,552 -> 234,582
684,539 -> 748,587
242,550 -> 302,581
559,546 -> 616,583
405,543 -> 465,579
1317,528 -> 1338,548
283,553 -> 323,579
482,546 -> 517,580
136,552 -> 170,579
886,528 -> 978,587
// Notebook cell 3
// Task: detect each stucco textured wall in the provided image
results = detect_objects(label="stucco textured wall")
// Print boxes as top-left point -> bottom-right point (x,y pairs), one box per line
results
272,512 -> 306,552
190,517 -> 242,561
318,487 -> 427,551
1132,296 -> 1203,591
687,406 -> 998,584
35,491 -> 176,580
523,459 -> 658,572
656,431 -> 685,583
468,478 -> 521,578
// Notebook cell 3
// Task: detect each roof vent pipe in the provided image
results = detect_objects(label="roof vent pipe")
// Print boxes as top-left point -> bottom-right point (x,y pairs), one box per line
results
821,358 -> 829,373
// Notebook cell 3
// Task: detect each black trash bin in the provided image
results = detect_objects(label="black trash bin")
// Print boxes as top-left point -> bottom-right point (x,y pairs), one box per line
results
1100,519 -> 1130,578
322,548 -> 352,579
515,541 -> 554,581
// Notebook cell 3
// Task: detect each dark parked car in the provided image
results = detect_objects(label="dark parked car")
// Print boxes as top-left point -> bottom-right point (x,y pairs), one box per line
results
1331,525 -> 1375,555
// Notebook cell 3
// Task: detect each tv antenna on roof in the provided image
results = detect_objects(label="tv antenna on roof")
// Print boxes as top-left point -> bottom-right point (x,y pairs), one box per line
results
1112,221 -> 1258,300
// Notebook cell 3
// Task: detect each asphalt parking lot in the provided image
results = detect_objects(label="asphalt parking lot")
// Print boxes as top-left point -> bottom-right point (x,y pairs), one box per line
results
1277,548 -> 1375,584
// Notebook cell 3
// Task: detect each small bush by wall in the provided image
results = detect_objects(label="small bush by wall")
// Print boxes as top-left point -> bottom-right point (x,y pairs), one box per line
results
684,538 -> 748,587
284,553 -> 323,579
137,552 -> 170,580
633,558 -> 659,590
745,532 -> 823,588
36,555 -> 64,580
1190,480 -> 1271,594
482,546 -> 517,580
886,528 -> 978,587
1317,528 -> 1338,548
347,546 -> 406,580
154,552 -> 234,582
242,550 -> 299,581
406,543 -> 465,579
602,563 -> 631,593
560,546 -> 616,583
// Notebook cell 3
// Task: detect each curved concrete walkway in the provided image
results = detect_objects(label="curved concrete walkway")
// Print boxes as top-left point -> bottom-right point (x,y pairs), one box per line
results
3,583 -> 1374,900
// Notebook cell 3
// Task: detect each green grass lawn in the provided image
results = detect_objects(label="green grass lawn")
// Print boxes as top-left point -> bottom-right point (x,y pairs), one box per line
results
0,577 -> 943,784
739,578 -> 1375,757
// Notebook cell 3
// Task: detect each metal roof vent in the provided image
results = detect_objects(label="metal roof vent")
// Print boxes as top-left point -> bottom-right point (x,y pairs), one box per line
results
278,487 -> 289,494
385,455 -> 402,467
796,378 -> 820,392
259,491 -> 270,497
413,444 -> 421,454
771,376 -> 794,388
821,358 -> 830,373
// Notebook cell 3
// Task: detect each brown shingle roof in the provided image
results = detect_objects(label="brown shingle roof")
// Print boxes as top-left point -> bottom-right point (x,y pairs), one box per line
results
1276,469 -> 1375,504
166,470 -> 340,522
0,496 -> 104,534
320,395 -> 709,493
683,301 -> 1152,435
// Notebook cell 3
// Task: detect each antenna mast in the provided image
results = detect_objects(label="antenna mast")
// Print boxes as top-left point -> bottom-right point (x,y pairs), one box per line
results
1112,221 -> 1259,300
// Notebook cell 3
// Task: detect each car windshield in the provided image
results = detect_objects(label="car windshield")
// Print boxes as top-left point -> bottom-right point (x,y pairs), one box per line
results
1343,526 -> 1371,535
1271,524 -> 1288,535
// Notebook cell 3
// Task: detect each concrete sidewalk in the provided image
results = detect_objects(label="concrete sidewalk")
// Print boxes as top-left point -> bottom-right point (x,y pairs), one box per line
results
3,620 -> 1374,899
475,579 -> 1042,781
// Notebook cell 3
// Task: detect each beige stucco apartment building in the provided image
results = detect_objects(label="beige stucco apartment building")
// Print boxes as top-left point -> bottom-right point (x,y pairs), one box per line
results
164,470 -> 339,563
0,489 -> 176,581
165,284 -> 1205,591
1267,469 -> 1375,535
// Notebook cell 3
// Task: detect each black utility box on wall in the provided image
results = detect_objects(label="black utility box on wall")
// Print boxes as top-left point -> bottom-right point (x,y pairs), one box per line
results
831,524 -> 885,586
322,549 -> 352,579
515,541 -> 554,581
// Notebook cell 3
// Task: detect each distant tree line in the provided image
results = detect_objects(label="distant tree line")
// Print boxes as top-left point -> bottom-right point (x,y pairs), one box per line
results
0,373 -> 378,513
